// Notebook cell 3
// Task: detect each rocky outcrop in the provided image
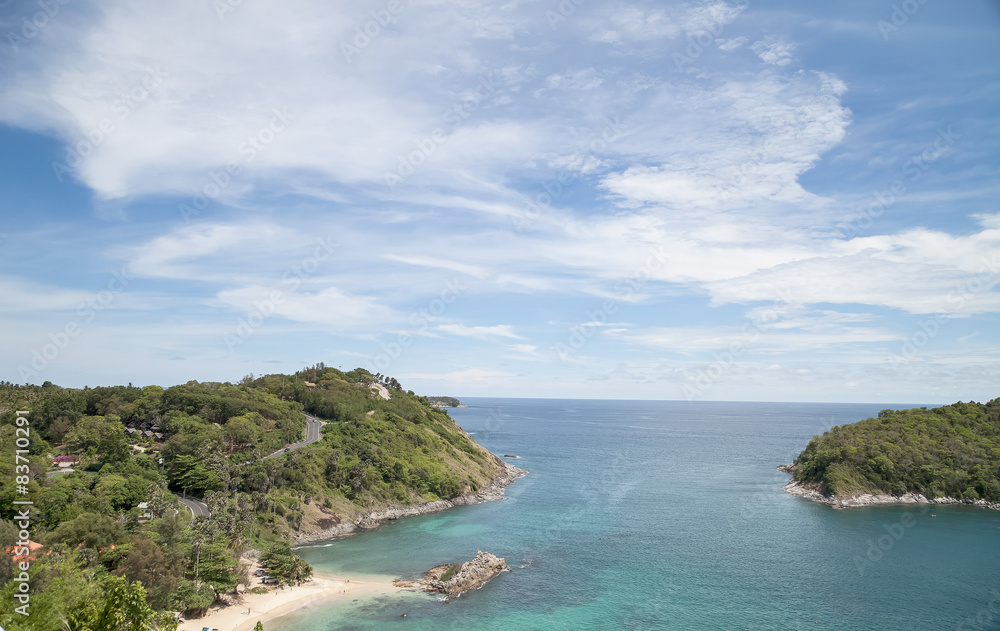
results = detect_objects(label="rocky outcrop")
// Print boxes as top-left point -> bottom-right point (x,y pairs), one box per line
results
396,551 -> 509,595
778,465 -> 1000,510
293,460 -> 527,543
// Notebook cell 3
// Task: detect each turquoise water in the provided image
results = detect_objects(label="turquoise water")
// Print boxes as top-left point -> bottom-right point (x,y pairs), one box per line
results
272,399 -> 1000,630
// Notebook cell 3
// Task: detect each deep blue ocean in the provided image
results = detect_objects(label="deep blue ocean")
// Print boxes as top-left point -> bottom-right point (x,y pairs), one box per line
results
272,399 -> 1000,631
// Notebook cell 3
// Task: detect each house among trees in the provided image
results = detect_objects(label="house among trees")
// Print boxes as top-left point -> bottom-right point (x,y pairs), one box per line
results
5,540 -> 44,564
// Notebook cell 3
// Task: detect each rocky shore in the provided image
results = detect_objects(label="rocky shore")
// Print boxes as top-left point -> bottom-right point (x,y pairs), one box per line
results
778,464 -> 1000,510
294,459 -> 526,543
394,551 -> 509,595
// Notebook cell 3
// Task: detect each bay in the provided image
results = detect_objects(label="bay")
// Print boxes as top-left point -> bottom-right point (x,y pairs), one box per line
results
271,399 -> 1000,631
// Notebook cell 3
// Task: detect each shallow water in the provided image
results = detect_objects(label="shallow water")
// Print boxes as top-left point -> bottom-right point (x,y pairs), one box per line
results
272,399 -> 1000,631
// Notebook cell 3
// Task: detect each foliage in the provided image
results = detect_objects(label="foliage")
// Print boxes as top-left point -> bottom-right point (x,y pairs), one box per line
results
0,367 -> 501,623
440,563 -> 461,582
427,396 -> 462,407
792,399 -> 1000,500
260,542 -> 313,585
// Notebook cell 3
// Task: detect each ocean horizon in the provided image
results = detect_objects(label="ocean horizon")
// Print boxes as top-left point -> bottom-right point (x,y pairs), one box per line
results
272,398 -> 1000,631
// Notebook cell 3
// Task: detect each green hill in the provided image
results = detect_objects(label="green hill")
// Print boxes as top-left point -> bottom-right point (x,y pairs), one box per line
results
427,396 -> 463,408
0,366 -> 506,629
789,399 -> 1000,501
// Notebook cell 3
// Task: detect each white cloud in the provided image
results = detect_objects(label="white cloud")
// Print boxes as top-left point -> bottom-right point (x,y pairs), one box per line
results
0,276 -> 96,313
751,37 -> 797,66
590,6 -> 680,45
216,285 -> 393,329
381,254 -> 491,279
435,323 -> 524,340
126,223 -> 297,281
717,36 -> 747,51
503,343 -> 546,361
543,68 -> 604,92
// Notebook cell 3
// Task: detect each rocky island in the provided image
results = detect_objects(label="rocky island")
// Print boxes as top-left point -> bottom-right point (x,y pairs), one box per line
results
780,399 -> 1000,510
395,551 -> 509,595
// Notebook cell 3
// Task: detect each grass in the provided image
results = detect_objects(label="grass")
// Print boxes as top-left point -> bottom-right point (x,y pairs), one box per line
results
440,563 -> 462,582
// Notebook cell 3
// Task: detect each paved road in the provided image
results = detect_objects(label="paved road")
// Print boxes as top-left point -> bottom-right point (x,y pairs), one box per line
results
264,413 -> 326,460
173,413 -> 324,518
178,494 -> 210,518
46,468 -> 74,478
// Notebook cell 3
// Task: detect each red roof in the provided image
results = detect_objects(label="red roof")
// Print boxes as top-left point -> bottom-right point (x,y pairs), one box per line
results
5,540 -> 44,563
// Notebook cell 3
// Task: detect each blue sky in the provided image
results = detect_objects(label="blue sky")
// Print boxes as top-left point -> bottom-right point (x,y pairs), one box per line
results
1,0 -> 998,403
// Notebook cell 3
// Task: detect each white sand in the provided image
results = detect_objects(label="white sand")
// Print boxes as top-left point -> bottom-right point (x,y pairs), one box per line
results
177,570 -> 405,631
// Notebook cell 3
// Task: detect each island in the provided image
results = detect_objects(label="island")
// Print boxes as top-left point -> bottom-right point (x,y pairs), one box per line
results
0,366 -> 525,630
394,551 -> 509,596
780,398 -> 1000,509
427,396 -> 466,408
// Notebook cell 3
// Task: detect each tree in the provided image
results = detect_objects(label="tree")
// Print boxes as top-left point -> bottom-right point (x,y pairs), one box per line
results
117,539 -> 185,610
255,622 -> 265,631
260,542 -> 313,585
47,512 -> 125,551
68,575 -> 177,631
172,580 -> 215,618
169,454 -> 221,495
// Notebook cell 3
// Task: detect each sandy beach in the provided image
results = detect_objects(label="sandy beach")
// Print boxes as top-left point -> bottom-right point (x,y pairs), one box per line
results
177,568 -> 405,631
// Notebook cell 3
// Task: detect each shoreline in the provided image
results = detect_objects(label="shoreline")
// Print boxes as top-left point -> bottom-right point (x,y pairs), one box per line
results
778,465 -> 1000,511
293,458 -> 526,543
178,570 -> 412,631
177,458 -> 526,628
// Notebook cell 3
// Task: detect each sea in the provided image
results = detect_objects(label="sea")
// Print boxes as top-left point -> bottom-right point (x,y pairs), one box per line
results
272,399 -> 1000,631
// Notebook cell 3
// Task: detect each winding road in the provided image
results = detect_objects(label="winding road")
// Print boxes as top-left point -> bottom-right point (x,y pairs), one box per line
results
263,413 -> 326,460
178,493 -> 210,518
175,413 -> 327,518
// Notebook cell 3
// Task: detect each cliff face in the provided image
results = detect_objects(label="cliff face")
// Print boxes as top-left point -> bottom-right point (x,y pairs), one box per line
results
779,465 -> 1000,510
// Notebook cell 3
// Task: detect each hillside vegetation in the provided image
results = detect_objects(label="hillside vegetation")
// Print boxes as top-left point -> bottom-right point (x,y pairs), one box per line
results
0,365 -> 501,630
791,399 -> 1000,501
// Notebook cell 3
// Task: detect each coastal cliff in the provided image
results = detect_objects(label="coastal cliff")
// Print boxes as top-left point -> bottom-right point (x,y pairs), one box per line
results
781,399 -> 1000,508
778,464 -> 1000,510
293,459 -> 526,543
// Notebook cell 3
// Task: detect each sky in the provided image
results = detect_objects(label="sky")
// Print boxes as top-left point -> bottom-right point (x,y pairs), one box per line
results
0,0 -> 998,404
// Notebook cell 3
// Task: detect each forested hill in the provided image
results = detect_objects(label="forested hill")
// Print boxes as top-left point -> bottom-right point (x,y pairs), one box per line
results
790,399 -> 1000,501
0,366 -> 503,629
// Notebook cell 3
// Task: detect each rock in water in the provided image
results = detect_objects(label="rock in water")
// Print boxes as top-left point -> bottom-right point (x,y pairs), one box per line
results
427,551 -> 508,594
